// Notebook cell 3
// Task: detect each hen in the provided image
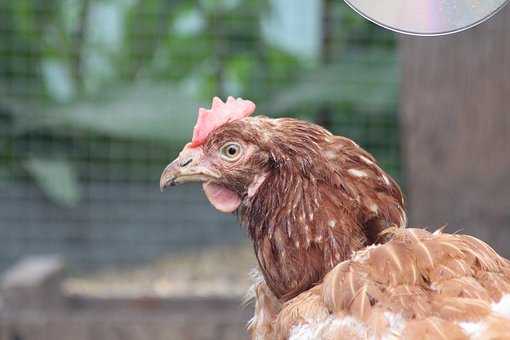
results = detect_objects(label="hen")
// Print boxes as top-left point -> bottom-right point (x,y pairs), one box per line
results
160,97 -> 510,339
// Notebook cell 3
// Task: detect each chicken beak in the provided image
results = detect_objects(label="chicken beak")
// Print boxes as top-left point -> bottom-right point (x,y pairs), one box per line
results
159,144 -> 220,191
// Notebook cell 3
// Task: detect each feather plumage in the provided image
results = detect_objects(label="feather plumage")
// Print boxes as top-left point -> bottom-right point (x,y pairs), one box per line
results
255,228 -> 510,339
211,116 -> 407,301
160,103 -> 510,339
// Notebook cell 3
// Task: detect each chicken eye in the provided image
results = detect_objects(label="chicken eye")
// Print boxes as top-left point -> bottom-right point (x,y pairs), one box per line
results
220,143 -> 242,161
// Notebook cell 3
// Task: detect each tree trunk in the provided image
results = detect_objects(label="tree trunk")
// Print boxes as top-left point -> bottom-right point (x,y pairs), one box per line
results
400,7 -> 510,256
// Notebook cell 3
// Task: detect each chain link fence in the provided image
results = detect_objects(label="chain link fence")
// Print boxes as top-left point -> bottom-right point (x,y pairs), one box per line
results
0,0 -> 399,273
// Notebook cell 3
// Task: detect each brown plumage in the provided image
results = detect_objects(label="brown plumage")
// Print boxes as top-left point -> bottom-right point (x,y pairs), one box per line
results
160,97 -> 510,340
258,228 -> 510,339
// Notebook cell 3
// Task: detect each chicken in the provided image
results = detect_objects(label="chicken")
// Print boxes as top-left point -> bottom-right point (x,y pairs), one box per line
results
160,97 -> 510,339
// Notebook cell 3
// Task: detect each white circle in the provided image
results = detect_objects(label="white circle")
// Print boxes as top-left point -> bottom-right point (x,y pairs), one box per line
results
344,0 -> 510,36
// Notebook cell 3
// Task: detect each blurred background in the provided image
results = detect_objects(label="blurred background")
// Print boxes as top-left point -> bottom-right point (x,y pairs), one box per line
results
0,0 -> 508,339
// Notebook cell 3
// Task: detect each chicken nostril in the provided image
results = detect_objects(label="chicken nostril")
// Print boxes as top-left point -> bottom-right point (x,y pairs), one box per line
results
180,158 -> 192,167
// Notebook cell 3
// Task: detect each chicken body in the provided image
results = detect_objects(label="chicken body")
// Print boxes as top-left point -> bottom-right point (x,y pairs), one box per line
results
160,99 -> 510,340
250,228 -> 510,339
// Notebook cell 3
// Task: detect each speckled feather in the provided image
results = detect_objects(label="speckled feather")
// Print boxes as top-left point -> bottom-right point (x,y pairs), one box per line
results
204,116 -> 406,302
195,115 -> 510,339
263,228 -> 510,340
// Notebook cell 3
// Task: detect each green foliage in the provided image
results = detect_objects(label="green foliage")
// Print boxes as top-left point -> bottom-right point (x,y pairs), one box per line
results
24,156 -> 80,207
265,51 -> 398,115
15,83 -> 200,144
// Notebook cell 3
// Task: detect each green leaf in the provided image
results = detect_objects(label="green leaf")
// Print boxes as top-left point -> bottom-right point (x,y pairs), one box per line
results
263,50 -> 398,115
24,157 -> 80,207
14,82 -> 202,145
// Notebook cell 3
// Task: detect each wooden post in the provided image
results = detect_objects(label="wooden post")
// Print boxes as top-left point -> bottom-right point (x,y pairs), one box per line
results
400,6 -> 510,256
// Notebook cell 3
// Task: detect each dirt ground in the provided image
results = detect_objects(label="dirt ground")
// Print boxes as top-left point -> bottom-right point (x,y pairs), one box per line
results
64,243 -> 257,298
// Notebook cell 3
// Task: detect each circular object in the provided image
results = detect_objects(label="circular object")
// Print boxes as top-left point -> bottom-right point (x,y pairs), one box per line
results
344,0 -> 510,36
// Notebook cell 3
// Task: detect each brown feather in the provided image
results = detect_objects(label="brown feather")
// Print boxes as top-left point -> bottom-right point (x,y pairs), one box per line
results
171,114 -> 510,339
203,117 -> 406,300
263,228 -> 510,339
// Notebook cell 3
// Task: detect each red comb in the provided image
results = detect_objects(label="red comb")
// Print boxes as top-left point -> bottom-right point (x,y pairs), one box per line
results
191,96 -> 256,147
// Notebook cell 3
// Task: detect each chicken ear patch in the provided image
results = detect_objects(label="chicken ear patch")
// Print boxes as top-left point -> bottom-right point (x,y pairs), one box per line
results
202,182 -> 241,213
191,96 -> 256,147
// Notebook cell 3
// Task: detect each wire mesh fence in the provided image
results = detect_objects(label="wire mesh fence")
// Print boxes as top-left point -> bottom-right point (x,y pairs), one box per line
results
0,0 -> 400,273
